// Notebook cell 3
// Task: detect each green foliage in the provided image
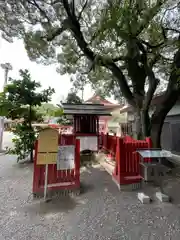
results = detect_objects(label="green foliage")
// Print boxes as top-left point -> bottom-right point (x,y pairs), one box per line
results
65,92 -> 82,104
1,1 -> 179,98
8,123 -> 37,162
53,108 -> 64,117
36,103 -> 59,117
52,108 -> 71,126
0,69 -> 54,162
55,91 -> 82,125
0,69 -> 55,119
57,116 -> 72,126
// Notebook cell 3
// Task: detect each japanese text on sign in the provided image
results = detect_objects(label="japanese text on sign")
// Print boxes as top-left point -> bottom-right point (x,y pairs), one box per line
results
57,145 -> 75,170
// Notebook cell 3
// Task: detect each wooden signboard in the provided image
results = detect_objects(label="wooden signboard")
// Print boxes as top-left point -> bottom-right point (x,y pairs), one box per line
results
37,128 -> 59,165
57,145 -> 75,170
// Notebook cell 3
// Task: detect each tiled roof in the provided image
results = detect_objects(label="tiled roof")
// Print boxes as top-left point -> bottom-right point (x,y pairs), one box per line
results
85,94 -> 120,106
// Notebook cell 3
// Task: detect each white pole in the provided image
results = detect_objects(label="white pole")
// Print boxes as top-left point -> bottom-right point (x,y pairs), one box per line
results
44,164 -> 48,201
0,63 -> 12,152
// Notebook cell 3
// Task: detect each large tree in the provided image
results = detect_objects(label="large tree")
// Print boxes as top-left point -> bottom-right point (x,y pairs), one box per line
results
1,0 -> 180,147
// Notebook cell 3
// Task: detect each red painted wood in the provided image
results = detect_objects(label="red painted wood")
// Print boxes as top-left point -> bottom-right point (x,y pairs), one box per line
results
102,134 -> 152,185
32,134 -> 80,195
75,139 -> 80,186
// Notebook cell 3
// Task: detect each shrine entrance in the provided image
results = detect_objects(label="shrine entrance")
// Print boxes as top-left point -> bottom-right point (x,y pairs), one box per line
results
62,103 -> 111,152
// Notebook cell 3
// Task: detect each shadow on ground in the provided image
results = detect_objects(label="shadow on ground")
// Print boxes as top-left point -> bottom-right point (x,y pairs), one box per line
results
23,165 -> 112,217
25,196 -> 78,216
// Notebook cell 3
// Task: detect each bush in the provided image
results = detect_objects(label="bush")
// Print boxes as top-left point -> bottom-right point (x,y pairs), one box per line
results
8,123 -> 37,162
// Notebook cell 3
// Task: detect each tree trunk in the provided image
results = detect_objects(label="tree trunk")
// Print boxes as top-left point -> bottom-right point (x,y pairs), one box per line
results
150,44 -> 180,148
150,91 -> 179,148
141,109 -> 150,137
134,108 -> 144,139
134,109 -> 150,140
150,113 -> 165,148
30,149 -> 34,162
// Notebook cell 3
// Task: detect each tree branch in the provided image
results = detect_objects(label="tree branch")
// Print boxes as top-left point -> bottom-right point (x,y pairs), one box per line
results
137,41 -> 159,110
136,0 -> 164,36
107,62 -> 136,106
141,39 -> 164,49
149,54 -> 161,68
164,28 -> 180,34
112,55 -> 128,62
46,19 -> 68,41
62,0 -> 94,61
27,0 -> 51,25
61,0 -> 135,106
46,27 -> 63,41
78,0 -> 88,21
69,0 -> 76,16
62,0 -> 74,18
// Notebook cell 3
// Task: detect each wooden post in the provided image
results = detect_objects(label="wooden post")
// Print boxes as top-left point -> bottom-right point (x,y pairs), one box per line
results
89,115 -> 92,133
96,116 -> 99,150
75,139 -> 80,187
106,133 -> 108,150
118,137 -> 125,184
96,116 -> 99,134
33,140 -> 39,194
44,164 -> 48,201
115,137 -> 120,177
146,137 -> 153,148
73,116 -> 76,134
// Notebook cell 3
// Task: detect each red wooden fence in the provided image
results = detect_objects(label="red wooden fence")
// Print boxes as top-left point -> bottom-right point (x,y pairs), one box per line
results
33,134 -> 80,196
33,131 -> 153,195
100,133 -> 153,186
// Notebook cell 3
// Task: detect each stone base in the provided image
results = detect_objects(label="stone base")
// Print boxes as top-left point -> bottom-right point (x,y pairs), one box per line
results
155,192 -> 170,202
112,177 -> 142,191
138,192 -> 151,204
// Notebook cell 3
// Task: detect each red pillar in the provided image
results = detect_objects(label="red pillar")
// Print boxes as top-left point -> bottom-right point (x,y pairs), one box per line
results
75,139 -> 80,187
146,137 -> 153,148
113,137 -> 125,184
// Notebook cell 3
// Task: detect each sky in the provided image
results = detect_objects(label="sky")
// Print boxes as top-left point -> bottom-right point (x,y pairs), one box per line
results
0,38 -> 93,105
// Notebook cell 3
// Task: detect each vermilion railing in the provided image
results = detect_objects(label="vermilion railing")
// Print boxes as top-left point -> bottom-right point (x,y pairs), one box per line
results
100,133 -> 152,185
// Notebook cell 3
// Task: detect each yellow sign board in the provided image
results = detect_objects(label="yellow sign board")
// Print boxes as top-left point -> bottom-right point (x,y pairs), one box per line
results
36,128 -> 59,165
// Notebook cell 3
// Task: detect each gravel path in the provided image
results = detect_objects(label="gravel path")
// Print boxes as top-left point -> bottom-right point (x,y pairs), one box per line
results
1,153 -> 180,240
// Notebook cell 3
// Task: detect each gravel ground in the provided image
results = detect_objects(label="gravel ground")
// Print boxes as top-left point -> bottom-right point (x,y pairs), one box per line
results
1,156 -> 180,240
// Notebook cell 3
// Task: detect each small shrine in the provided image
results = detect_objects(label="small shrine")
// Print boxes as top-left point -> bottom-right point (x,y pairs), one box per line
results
62,103 -> 111,151
85,94 -> 120,133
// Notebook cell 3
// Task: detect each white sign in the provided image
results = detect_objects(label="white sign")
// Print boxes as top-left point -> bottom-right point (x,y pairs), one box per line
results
76,136 -> 98,151
57,145 -> 75,170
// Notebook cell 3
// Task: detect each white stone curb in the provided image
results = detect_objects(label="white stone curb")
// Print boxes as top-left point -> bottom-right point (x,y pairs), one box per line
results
155,192 -> 170,202
138,192 -> 151,204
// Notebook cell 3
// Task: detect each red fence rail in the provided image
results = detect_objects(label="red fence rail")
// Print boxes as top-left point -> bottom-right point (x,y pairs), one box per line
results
33,134 -> 80,195
33,132 -> 153,194
100,133 -> 153,186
